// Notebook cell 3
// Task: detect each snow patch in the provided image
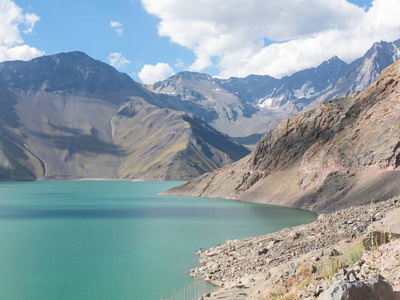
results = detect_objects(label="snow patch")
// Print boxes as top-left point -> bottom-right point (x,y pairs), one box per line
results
256,95 -> 284,109
293,81 -> 315,99
257,98 -> 273,108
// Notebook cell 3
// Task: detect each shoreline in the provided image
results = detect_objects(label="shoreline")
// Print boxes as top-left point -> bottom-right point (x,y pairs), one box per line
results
194,196 -> 400,299
0,177 -> 187,183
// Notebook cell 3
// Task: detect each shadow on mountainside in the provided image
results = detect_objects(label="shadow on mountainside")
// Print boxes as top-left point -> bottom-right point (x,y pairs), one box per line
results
0,86 -> 20,128
32,128 -> 127,157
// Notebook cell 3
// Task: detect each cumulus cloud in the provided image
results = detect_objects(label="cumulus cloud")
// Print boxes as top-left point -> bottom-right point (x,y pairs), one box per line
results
141,0 -> 400,78
0,0 -> 44,62
138,63 -> 175,84
108,52 -> 131,68
0,45 -> 44,62
110,21 -> 123,35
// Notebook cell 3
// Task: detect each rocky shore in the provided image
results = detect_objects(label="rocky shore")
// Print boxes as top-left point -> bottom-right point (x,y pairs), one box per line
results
192,197 -> 400,299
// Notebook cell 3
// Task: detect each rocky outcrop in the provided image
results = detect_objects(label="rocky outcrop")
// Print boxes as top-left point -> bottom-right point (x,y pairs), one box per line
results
164,59 -> 400,213
363,207 -> 400,250
319,278 -> 394,300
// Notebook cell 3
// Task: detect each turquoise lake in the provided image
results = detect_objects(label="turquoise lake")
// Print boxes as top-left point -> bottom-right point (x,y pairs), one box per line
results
0,181 -> 317,299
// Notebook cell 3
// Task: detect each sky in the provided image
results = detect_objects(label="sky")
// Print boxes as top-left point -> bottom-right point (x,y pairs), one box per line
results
1,0 -> 400,84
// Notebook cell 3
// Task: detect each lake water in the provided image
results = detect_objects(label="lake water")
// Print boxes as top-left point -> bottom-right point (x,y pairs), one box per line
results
0,181 -> 316,299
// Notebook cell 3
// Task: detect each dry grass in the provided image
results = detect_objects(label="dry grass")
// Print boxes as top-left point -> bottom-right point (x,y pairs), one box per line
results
269,263 -> 314,300
322,239 -> 364,280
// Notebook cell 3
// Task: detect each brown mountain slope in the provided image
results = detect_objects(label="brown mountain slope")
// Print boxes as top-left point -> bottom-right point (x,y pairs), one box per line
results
163,60 -> 400,213
0,52 -> 249,180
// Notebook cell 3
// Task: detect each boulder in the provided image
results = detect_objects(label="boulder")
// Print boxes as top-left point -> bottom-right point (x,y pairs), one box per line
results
318,278 -> 394,300
363,207 -> 400,250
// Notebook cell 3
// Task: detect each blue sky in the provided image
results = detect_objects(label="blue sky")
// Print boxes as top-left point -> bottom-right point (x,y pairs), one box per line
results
17,0 -> 196,73
1,0 -> 400,84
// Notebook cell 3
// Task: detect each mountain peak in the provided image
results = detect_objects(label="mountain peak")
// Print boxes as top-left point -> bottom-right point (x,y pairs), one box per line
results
327,55 -> 343,63
48,51 -> 93,63
0,51 -> 142,95
0,52 -> 250,181
170,71 -> 213,81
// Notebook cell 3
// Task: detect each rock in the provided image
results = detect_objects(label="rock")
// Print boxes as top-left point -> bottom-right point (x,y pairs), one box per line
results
265,271 -> 271,280
355,259 -> 365,267
345,270 -> 358,281
364,208 -> 400,250
310,248 -> 325,258
335,268 -> 348,281
289,232 -> 301,240
312,256 -> 320,262
280,270 -> 289,279
206,250 -> 219,257
267,240 -> 277,249
329,249 -> 342,257
257,248 -> 268,255
318,278 -> 395,300
235,284 -> 246,289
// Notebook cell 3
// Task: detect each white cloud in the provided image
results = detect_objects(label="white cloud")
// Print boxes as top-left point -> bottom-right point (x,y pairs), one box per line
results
138,63 -> 175,84
174,58 -> 184,69
108,52 -> 131,68
110,21 -> 123,35
141,0 -> 400,78
23,13 -> 40,34
0,0 -> 44,62
0,45 -> 44,62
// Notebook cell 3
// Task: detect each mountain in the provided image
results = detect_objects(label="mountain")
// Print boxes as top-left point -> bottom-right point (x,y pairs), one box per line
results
148,39 -> 400,140
163,59 -> 400,213
0,52 -> 250,181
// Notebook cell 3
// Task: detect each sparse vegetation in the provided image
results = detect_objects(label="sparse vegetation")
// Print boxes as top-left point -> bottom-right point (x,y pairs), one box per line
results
322,239 -> 364,280
269,263 -> 314,300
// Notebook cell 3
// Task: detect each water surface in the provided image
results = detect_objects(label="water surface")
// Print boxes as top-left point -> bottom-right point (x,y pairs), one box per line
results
0,181 -> 316,299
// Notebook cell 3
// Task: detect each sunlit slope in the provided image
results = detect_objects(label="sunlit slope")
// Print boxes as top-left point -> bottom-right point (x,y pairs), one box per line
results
164,59 -> 400,212
0,52 -> 249,180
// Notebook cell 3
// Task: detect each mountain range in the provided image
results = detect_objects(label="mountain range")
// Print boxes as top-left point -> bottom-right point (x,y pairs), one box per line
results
148,40 -> 400,142
0,52 -> 249,181
0,39 -> 399,181
164,58 -> 400,213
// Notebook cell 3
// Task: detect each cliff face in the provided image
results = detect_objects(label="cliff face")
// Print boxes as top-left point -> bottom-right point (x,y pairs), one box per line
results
163,60 -> 400,213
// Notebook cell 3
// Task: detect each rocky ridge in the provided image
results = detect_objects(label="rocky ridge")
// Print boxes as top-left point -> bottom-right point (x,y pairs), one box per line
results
164,58 -> 400,214
149,40 -> 400,139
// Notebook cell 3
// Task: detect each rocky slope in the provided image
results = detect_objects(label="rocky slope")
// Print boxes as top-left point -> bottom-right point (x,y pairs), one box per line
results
195,196 -> 400,299
0,52 -> 249,180
163,59 -> 400,213
149,40 -> 400,139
